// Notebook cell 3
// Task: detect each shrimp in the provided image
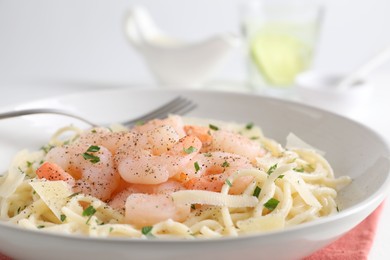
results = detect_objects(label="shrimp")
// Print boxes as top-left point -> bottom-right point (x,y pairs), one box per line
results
133,115 -> 186,138
116,135 -> 202,185
77,128 -> 136,155
109,180 -> 184,210
36,161 -> 75,186
77,119 -> 183,157
109,180 -> 190,226
114,125 -> 182,162
184,125 -> 213,148
183,152 -> 255,194
125,193 -> 190,227
210,130 -> 265,162
184,125 -> 265,162
37,143 -> 120,201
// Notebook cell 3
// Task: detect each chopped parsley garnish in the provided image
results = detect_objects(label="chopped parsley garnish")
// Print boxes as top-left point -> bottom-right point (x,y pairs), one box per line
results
82,153 -> 100,164
278,175 -> 285,179
293,167 -> 304,173
40,144 -> 55,154
91,129 -> 97,133
26,161 -> 33,167
141,226 -> 153,236
336,206 -> 340,212
37,225 -> 45,229
135,120 -> 145,126
109,227 -> 114,233
250,136 -> 259,140
86,145 -> 100,153
209,124 -> 219,131
253,186 -> 261,198
225,179 -> 232,187
194,161 -> 200,172
264,198 -> 279,211
191,204 -> 196,210
60,214 -> 67,222
183,146 -> 197,154
221,161 -> 230,168
83,205 -> 97,216
245,122 -> 254,130
82,145 -> 101,164
82,145 -> 100,163
67,192 -> 80,198
83,205 -> 97,224
203,153 -> 212,157
267,164 -> 278,175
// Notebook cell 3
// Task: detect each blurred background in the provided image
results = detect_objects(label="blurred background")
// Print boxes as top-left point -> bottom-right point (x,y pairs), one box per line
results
0,2 -> 389,258
1,0 -> 390,88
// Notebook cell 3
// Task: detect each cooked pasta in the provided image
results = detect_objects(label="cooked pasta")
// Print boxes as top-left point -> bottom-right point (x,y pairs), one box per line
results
0,116 -> 351,238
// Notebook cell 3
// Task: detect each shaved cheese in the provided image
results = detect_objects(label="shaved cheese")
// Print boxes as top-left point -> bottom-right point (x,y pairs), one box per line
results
29,181 -> 73,220
172,190 -> 258,208
0,170 -> 25,198
237,214 -> 285,233
284,173 -> 322,208
286,133 -> 324,155
0,150 -> 29,198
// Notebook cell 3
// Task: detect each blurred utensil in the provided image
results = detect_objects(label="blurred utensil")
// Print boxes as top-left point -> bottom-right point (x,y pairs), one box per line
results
337,45 -> 390,90
0,96 -> 196,128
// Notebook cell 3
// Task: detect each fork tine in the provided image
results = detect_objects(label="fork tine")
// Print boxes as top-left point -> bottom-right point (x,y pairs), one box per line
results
122,96 -> 182,125
122,96 -> 195,127
174,102 -> 197,116
156,101 -> 197,119
152,98 -> 196,120
139,97 -> 195,121
140,97 -> 190,121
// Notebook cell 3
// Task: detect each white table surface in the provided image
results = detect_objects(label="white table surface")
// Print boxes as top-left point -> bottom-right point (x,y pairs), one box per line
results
0,76 -> 389,259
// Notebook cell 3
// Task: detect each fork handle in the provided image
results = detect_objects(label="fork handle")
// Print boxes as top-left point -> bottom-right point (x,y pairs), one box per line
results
0,109 -> 97,127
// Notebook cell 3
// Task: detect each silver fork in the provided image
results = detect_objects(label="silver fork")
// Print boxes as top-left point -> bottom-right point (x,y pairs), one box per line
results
0,96 -> 196,128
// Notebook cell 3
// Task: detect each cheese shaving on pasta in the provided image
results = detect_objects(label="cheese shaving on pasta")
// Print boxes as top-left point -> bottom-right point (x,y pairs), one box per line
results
172,190 -> 259,207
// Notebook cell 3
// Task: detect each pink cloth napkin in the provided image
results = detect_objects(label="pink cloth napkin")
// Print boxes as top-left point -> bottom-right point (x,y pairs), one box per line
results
305,202 -> 385,260
0,203 -> 384,260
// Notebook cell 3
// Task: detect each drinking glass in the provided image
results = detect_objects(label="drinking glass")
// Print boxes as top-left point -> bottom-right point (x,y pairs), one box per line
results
240,0 -> 323,93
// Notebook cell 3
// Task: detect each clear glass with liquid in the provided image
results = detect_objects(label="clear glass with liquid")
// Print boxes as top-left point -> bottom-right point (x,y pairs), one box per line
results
241,0 -> 323,93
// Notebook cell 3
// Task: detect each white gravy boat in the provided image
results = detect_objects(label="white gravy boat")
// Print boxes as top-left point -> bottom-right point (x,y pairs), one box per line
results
124,6 -> 241,88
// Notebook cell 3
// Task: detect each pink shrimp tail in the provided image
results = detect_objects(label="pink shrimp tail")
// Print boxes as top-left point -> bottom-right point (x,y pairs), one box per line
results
36,162 -> 75,186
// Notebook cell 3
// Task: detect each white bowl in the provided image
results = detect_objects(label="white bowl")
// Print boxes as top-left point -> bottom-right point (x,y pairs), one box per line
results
0,89 -> 389,260
295,71 -> 373,119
